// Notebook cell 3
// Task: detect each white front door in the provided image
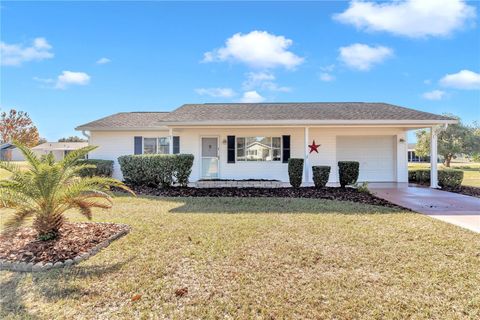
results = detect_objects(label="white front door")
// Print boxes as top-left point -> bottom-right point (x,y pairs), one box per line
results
201,137 -> 219,179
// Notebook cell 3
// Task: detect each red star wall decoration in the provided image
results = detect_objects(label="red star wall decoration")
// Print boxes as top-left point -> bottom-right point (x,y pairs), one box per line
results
309,140 -> 321,153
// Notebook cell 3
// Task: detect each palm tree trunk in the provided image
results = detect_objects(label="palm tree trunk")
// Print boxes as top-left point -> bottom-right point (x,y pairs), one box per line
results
33,213 -> 64,240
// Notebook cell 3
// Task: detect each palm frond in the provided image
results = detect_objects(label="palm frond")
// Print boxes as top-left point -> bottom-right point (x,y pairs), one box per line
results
60,145 -> 98,168
0,160 -> 21,175
12,141 -> 41,171
2,209 -> 35,233
1,143 -> 133,240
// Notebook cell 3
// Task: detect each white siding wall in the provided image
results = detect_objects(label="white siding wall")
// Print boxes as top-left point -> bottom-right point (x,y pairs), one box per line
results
89,130 -> 170,180
89,127 -> 409,183
177,127 -> 304,182
11,148 -> 25,161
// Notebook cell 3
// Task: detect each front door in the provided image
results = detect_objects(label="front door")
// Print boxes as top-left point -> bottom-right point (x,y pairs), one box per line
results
201,137 -> 219,179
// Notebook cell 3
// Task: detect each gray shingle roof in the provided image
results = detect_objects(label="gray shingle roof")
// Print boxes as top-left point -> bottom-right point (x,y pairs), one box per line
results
162,103 -> 454,123
76,103 -> 455,130
76,112 -> 170,130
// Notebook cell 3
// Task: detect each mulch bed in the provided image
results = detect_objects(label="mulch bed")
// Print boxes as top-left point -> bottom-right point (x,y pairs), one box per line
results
0,223 -> 128,264
125,185 -> 404,209
410,182 -> 480,198
439,185 -> 480,198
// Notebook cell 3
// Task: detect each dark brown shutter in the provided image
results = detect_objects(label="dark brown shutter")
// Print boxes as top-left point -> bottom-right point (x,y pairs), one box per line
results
227,136 -> 235,163
134,136 -> 142,155
282,135 -> 290,163
173,136 -> 180,154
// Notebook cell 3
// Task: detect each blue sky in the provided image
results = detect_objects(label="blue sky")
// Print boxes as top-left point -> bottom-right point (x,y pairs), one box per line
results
1,1 -> 479,140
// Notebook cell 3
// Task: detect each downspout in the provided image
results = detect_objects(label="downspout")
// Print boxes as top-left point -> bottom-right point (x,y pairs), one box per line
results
81,130 -> 90,142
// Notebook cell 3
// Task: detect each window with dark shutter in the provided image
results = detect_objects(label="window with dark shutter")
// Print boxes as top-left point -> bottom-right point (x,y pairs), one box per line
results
227,136 -> 235,163
134,136 -> 143,155
282,135 -> 290,163
173,136 -> 180,154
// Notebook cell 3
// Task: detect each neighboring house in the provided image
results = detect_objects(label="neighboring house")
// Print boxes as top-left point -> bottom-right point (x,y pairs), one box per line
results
0,143 -> 25,161
32,142 -> 89,160
76,103 -> 456,187
407,143 -> 428,162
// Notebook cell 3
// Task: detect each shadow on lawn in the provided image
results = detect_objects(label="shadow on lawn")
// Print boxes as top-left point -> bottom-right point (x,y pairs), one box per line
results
165,197 -> 401,215
0,257 -> 134,318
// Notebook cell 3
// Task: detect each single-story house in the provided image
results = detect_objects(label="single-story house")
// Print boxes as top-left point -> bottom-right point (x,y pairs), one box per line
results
76,102 -> 456,188
408,143 -> 430,162
32,142 -> 89,160
0,143 -> 24,161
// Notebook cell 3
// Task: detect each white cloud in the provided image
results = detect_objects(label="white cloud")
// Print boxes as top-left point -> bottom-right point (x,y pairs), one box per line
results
195,87 -> 236,98
439,69 -> 480,90
203,30 -> 304,70
242,72 -> 291,92
240,91 -> 265,103
55,71 -> 90,89
338,43 -> 393,71
319,73 -> 335,82
96,57 -> 111,64
0,37 -> 54,66
422,90 -> 446,100
334,0 -> 476,38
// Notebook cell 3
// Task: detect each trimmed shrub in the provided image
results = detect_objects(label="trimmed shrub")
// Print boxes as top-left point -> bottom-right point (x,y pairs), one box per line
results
77,159 -> 114,177
338,161 -> 359,188
118,154 -> 193,188
312,166 -> 330,188
288,158 -> 304,188
408,168 -> 464,189
439,170 -> 464,188
175,154 -> 194,187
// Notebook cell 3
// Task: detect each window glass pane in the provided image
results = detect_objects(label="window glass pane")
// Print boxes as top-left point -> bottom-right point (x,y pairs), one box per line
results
143,138 -> 157,154
236,136 -> 281,161
272,137 -> 281,148
246,136 -> 270,161
158,137 -> 169,154
273,148 -> 281,161
237,137 -> 245,149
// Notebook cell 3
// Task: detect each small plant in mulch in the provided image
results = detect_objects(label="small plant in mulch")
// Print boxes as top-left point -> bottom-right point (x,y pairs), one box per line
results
0,142 -> 134,241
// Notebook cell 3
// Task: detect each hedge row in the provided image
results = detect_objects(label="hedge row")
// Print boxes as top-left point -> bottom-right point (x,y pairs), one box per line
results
288,159 -> 360,188
409,169 -> 464,188
118,154 -> 194,187
77,159 -> 114,177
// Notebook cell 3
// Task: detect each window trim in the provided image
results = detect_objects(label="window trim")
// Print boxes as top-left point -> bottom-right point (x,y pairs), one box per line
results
142,136 -> 170,155
235,136 -> 282,162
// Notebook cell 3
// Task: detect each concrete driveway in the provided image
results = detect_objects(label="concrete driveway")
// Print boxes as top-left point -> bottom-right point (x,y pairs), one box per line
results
370,183 -> 480,233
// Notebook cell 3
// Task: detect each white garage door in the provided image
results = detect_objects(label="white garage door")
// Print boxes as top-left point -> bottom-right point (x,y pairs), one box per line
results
337,136 -> 396,182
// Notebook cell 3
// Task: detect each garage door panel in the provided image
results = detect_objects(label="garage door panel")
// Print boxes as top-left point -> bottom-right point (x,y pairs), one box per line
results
337,136 -> 395,182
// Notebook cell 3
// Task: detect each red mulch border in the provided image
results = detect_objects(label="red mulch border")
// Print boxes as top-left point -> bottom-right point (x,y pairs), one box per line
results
0,222 -> 130,272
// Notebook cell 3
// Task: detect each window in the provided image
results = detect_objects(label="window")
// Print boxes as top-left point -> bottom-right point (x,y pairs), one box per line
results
143,137 -> 170,154
143,138 -> 157,154
158,137 -> 169,154
236,136 -> 281,161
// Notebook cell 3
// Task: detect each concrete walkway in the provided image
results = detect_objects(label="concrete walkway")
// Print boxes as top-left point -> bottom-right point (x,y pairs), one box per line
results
370,183 -> 480,233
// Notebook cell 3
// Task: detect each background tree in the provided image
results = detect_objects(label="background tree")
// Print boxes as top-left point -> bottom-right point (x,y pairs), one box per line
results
415,116 -> 478,167
0,109 -> 40,147
58,136 -> 87,142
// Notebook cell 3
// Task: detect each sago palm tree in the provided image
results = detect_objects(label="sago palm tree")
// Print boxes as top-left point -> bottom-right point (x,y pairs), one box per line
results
0,143 -> 133,240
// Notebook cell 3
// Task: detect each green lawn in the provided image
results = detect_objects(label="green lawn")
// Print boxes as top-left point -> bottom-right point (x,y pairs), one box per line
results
1,196 -> 479,319
409,162 -> 480,187
0,162 -> 28,180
